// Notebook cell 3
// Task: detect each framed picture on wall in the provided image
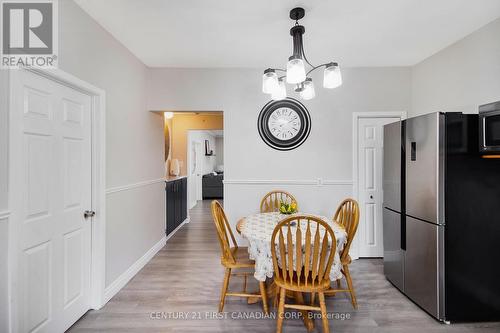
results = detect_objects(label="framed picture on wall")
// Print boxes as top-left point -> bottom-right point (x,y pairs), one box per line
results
205,140 -> 214,156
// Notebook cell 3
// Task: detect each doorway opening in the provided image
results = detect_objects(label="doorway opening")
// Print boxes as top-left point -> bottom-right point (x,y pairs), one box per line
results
163,111 -> 223,229
187,129 -> 224,208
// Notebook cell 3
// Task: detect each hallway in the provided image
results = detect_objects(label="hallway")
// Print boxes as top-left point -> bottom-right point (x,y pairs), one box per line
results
69,201 -> 500,333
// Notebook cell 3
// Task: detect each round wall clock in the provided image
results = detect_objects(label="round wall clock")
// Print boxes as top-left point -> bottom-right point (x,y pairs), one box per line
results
258,98 -> 311,151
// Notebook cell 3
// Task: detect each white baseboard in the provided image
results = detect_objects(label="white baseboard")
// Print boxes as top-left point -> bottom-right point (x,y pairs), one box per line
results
103,235 -> 166,304
166,216 -> 190,242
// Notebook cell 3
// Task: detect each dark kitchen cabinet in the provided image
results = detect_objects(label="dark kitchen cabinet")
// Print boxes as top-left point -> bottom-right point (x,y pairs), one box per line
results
166,177 -> 187,235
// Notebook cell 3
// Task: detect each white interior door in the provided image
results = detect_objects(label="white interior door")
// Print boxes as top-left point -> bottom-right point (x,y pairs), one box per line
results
357,117 -> 399,257
11,70 -> 92,332
188,140 -> 203,208
194,141 -> 203,201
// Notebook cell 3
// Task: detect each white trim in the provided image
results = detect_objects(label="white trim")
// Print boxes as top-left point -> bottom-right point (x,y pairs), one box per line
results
0,210 -> 10,220
187,132 -> 204,206
224,179 -> 353,186
27,67 -> 107,310
166,216 -> 190,242
351,111 -> 407,261
103,236 -> 166,304
8,67 -> 106,333
106,178 -> 166,195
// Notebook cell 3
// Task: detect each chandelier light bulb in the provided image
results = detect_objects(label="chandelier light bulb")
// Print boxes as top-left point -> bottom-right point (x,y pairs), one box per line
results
286,56 -> 306,84
323,62 -> 342,89
271,78 -> 287,100
262,68 -> 279,94
300,78 -> 315,100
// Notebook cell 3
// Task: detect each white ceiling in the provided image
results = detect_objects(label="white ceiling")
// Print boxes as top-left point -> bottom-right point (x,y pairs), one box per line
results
75,0 -> 500,68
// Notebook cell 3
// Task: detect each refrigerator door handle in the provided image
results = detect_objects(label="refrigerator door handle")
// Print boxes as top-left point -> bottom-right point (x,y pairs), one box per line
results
411,142 -> 417,161
401,215 -> 406,250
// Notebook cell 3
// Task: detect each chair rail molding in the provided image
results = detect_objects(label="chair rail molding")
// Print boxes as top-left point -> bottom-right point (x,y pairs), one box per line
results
223,179 -> 353,186
106,178 -> 166,195
0,210 -> 10,220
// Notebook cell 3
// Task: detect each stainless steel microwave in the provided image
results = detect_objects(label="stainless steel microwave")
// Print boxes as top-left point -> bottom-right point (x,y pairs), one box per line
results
479,101 -> 500,154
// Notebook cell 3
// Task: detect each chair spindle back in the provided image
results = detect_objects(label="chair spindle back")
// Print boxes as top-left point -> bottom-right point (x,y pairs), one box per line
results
271,215 -> 336,288
211,200 -> 238,264
333,198 -> 360,261
260,190 -> 298,213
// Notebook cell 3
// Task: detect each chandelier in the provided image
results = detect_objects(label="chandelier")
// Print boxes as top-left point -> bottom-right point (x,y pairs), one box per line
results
262,7 -> 342,101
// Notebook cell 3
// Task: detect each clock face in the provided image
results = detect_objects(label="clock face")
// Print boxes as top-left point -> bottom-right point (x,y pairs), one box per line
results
267,108 -> 302,141
258,98 -> 311,151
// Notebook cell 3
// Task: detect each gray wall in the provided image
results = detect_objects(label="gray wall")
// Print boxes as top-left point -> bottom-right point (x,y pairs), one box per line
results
188,130 -> 217,174
411,18 -> 500,116
0,4 -> 168,324
0,71 -> 7,211
58,0 -> 166,287
0,69 -> 9,333
148,67 -> 412,235
215,137 -> 224,168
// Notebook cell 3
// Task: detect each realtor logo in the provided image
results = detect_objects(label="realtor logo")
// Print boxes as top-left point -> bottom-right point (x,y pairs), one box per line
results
1,0 -> 58,68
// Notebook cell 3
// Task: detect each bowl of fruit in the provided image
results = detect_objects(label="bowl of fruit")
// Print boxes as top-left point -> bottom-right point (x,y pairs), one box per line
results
279,201 -> 298,215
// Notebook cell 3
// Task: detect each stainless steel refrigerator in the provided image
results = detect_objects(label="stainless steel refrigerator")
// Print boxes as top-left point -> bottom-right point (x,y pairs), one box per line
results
383,112 -> 500,322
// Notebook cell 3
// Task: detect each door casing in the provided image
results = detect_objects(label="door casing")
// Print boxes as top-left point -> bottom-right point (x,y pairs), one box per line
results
352,111 -> 407,260
7,67 -> 106,333
187,133 -> 203,208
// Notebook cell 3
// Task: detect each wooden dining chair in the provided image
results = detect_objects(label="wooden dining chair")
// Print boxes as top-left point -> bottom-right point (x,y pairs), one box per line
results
324,198 -> 360,309
211,200 -> 268,314
260,190 -> 298,213
271,215 -> 337,333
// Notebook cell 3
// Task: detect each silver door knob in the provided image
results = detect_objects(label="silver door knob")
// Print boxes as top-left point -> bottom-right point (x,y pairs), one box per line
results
84,210 -> 96,219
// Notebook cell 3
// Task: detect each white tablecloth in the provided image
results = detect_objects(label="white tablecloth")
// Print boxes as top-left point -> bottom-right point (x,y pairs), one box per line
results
239,212 -> 347,282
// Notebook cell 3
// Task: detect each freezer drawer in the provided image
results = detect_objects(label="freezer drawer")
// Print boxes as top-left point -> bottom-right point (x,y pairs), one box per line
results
383,121 -> 402,211
383,208 -> 404,291
405,113 -> 445,224
405,216 -> 444,320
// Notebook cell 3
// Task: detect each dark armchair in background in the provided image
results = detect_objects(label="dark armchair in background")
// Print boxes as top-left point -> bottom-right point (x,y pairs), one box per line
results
202,173 -> 223,199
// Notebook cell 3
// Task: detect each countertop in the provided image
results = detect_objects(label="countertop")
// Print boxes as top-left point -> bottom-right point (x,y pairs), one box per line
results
165,175 -> 187,182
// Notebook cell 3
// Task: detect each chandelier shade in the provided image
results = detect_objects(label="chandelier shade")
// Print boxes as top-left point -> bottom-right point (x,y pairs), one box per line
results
262,7 -> 342,101
262,68 -> 279,94
323,62 -> 342,89
286,56 -> 306,84
271,78 -> 287,100
299,78 -> 315,100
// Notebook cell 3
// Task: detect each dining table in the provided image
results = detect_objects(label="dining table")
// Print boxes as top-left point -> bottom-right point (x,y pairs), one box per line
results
236,211 -> 348,330
236,211 -> 348,283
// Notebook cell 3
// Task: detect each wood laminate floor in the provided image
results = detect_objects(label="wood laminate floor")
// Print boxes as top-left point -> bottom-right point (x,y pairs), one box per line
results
69,200 -> 500,333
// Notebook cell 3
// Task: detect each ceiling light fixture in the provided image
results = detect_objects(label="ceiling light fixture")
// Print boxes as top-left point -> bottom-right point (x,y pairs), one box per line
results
262,7 -> 342,100
271,78 -> 287,100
